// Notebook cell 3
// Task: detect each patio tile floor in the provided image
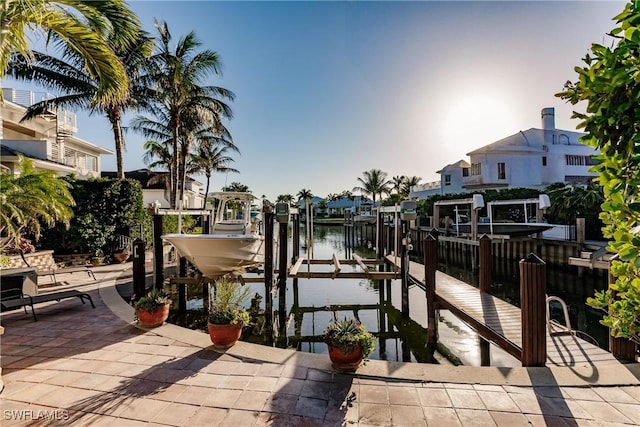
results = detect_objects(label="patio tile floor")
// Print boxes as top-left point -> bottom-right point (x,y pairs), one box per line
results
1,263 -> 639,426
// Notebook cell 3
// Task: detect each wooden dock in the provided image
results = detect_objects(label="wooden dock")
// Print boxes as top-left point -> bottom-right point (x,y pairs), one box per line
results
389,256 -> 626,367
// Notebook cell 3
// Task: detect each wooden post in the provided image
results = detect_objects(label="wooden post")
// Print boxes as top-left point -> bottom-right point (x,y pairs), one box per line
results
153,214 -> 164,289
576,218 -> 585,244
519,253 -> 546,367
400,220 -> 410,316
132,238 -> 146,300
292,212 -> 300,263
424,233 -> 438,348
479,234 -> 492,293
377,209 -> 384,260
278,220 -> 288,333
608,256 -> 638,361
263,210 -> 274,339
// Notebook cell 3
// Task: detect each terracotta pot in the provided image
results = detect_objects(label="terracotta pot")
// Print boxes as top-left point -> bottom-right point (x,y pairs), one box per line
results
112,252 -> 129,263
327,344 -> 364,372
136,303 -> 170,328
208,322 -> 243,349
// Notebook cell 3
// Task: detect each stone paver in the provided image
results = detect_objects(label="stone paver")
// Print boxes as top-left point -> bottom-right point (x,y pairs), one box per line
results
0,264 -> 639,426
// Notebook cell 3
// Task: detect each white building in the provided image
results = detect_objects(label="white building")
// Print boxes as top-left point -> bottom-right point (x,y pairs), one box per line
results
1,88 -> 111,178
410,107 -> 596,199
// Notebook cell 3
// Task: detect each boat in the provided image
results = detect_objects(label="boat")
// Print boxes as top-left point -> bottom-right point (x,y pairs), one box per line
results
446,221 -> 554,237
435,194 -> 555,237
162,192 -> 265,278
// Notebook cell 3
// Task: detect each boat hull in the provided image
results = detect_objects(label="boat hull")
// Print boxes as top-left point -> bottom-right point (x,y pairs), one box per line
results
162,234 -> 265,278
447,223 -> 554,237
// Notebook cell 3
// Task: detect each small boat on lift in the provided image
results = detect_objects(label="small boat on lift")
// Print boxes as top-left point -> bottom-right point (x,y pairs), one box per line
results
162,192 -> 265,278
436,195 -> 555,238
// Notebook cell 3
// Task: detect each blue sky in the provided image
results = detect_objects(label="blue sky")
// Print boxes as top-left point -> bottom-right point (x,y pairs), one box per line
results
7,0 -> 627,201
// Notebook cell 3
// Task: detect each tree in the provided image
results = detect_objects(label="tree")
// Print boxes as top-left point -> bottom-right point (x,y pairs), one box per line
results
297,189 -> 313,202
222,182 -> 250,193
7,29 -> 154,179
390,175 -> 406,195
0,157 -> 74,252
191,140 -> 239,208
557,1 -> 640,344
1,0 -> 140,103
276,194 -> 294,205
138,20 -> 234,209
403,176 -> 422,196
353,169 -> 390,203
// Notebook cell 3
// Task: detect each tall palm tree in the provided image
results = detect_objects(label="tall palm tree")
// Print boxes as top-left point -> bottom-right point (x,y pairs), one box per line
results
297,189 -> 313,202
191,141 -> 240,208
353,169 -> 390,204
1,0 -> 140,102
390,175 -> 406,195
403,176 -> 422,196
7,29 -> 154,179
139,20 -> 234,209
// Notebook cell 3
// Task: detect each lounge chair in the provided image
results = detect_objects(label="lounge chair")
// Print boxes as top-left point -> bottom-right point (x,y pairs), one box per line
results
0,275 -> 95,321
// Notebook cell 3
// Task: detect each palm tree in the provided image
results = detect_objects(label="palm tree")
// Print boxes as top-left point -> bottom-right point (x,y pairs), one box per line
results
139,20 -> 234,209
7,29 -> 154,179
297,189 -> 313,202
390,175 -> 406,195
223,182 -> 250,193
191,141 -> 240,208
276,194 -> 294,205
0,157 -> 74,252
353,169 -> 390,204
403,176 -> 422,196
1,0 -> 140,102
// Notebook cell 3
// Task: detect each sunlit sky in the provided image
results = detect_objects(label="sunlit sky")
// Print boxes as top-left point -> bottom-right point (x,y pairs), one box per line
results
7,0 -> 627,201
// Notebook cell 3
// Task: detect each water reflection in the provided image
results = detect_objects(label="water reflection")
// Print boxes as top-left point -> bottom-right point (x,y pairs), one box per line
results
168,225 -> 609,367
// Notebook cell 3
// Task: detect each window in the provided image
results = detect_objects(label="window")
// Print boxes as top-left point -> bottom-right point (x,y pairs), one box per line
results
565,155 -> 585,166
471,163 -> 482,176
444,174 -> 451,185
542,156 -> 547,166
497,163 -> 506,180
462,168 -> 469,177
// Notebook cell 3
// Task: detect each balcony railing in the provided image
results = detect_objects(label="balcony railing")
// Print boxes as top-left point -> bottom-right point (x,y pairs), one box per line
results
3,88 -> 77,133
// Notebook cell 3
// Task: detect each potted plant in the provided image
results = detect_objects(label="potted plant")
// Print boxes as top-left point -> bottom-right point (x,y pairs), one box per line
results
112,247 -> 130,264
323,317 -> 375,372
89,249 -> 105,266
134,288 -> 172,328
207,278 -> 251,349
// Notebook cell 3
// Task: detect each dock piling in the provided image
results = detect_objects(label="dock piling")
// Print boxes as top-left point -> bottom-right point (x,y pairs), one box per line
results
519,253 -> 547,367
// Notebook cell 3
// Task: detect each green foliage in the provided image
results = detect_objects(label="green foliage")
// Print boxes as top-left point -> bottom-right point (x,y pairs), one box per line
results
557,1 -> 640,344
323,317 -> 375,357
0,157 -> 74,252
40,177 -> 145,254
134,288 -> 172,312
161,215 -> 197,235
208,278 -> 251,325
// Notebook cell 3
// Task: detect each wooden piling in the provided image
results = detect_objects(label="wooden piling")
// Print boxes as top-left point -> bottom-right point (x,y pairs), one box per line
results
608,255 -> 638,361
479,234 -> 492,293
278,220 -> 288,330
263,210 -> 274,338
519,253 -> 546,367
400,220 -> 409,316
424,233 -> 438,347
153,214 -> 164,288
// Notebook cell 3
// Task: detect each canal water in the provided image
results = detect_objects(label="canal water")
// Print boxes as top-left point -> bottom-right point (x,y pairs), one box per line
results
171,225 -> 610,367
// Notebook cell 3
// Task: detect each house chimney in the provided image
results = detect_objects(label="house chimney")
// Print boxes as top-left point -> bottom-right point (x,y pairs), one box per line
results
541,107 -> 555,130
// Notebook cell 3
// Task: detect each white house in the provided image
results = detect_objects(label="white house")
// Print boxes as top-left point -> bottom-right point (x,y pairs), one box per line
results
1,88 -> 112,178
410,107 -> 597,199
101,169 -> 207,209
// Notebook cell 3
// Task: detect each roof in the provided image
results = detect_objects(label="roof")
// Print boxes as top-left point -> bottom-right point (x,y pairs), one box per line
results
437,160 -> 470,174
466,128 -> 586,156
101,168 -> 202,188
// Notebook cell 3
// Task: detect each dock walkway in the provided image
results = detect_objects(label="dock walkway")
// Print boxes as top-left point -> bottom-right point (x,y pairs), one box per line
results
388,256 -> 625,367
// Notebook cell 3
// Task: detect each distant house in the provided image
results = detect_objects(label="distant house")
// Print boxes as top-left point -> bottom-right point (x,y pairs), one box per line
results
410,107 -> 596,200
1,88 -> 111,178
326,196 -> 375,217
101,168 -> 206,209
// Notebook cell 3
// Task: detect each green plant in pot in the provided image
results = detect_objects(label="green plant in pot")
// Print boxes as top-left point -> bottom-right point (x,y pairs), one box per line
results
90,248 -> 105,266
323,317 -> 375,372
207,277 -> 251,349
134,288 -> 172,328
